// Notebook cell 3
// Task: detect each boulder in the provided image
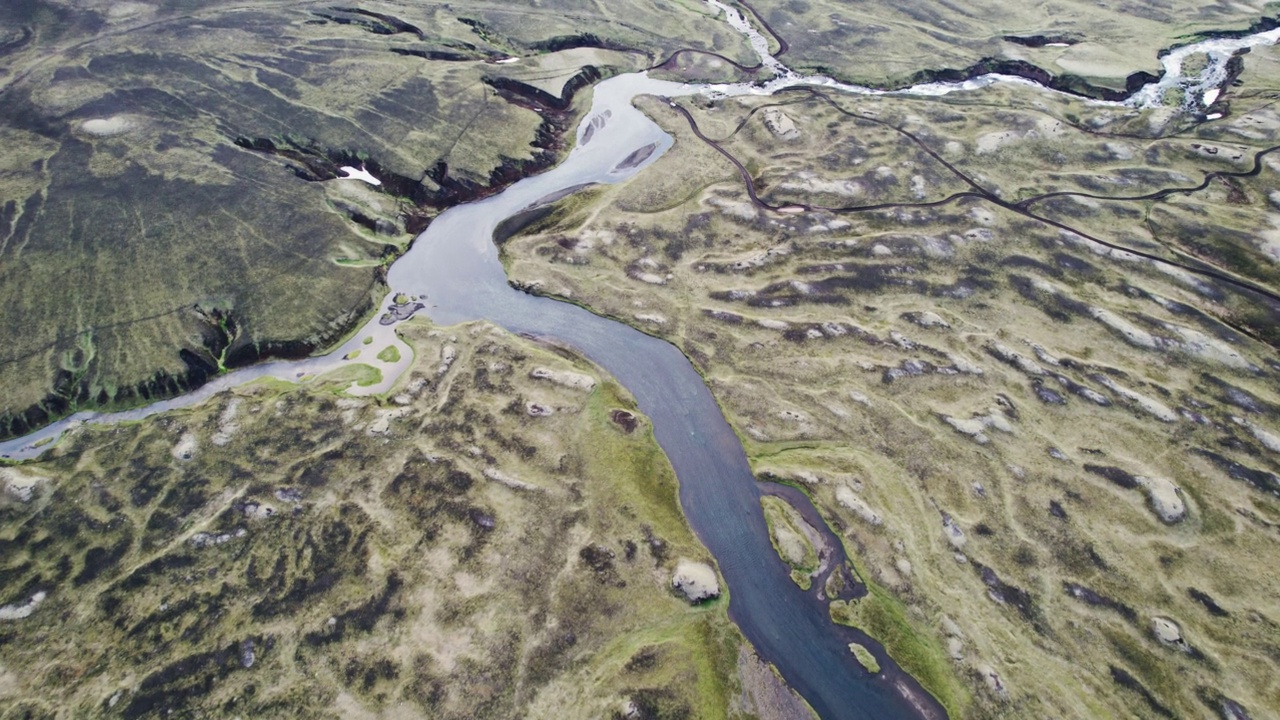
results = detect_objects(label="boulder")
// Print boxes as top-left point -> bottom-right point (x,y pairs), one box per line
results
1139,476 -> 1186,523
672,560 -> 720,603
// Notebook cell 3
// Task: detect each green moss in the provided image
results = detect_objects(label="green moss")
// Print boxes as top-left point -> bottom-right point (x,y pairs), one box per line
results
830,587 -> 970,718
578,381 -> 701,556
376,345 -> 401,363
790,569 -> 813,591
313,363 -> 382,391
0,319 -> 753,717
1104,627 -> 1183,709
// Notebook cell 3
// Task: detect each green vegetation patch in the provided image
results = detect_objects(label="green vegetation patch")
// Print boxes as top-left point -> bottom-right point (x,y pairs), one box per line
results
831,591 -> 969,716
0,319 -> 755,718
313,363 -> 382,390
848,643 -> 881,674
759,495 -> 818,590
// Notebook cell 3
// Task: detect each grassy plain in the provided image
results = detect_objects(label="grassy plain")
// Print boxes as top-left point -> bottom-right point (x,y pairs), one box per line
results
0,318 -> 816,718
501,42 -> 1280,719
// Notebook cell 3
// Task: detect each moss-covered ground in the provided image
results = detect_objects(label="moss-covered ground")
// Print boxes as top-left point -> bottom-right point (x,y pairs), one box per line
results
501,42 -> 1280,719
0,0 -> 757,439
0,317 -> 810,719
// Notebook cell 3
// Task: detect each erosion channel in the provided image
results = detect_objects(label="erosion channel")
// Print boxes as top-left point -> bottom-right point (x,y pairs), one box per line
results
6,2 -> 1280,718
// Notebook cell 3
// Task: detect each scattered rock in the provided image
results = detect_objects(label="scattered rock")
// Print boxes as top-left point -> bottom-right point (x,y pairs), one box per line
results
1092,374 -> 1178,422
903,311 -> 949,328
1139,476 -> 1187,523
985,341 -> 1046,376
380,297 -> 424,324
1152,616 -> 1183,645
211,398 -> 242,446
836,485 -> 882,525
1063,582 -> 1137,621
672,559 -> 720,603
941,407 -> 1013,445
762,108 -> 800,139
239,639 -> 256,668
274,487 -> 303,504
530,367 -> 596,391
368,407 -> 409,435
80,115 -> 137,137
438,345 -> 458,375
171,432 -> 198,461
979,664 -> 1008,700
191,528 -> 247,548
948,354 -> 984,375
526,402 -> 554,417
1,468 -> 45,503
483,467 -> 542,492
237,500 -> 277,521
0,591 -> 47,621
611,409 -> 638,432
942,513 -> 966,549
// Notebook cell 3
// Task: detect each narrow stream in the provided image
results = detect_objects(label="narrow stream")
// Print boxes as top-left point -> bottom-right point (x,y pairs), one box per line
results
4,4 -> 1279,718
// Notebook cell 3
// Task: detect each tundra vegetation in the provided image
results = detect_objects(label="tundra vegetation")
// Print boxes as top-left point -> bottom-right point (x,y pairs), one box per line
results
0,0 -> 756,438
502,41 -> 1280,719
0,319 -> 813,719
6,1 -> 1280,719
715,0 -> 1277,93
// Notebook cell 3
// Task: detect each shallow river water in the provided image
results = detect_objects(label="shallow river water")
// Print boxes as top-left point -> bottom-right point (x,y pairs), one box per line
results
4,4 -> 1280,718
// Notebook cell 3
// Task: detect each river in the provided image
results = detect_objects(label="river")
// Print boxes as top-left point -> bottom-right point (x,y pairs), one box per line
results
4,3 -> 1279,718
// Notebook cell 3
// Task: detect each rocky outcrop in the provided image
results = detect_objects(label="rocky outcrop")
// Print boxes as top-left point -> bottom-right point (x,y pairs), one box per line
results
672,559 -> 720,603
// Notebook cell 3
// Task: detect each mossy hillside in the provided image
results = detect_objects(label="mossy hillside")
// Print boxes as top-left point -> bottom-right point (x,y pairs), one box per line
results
499,51 -> 1280,719
0,318 -> 765,719
0,0 -> 758,440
